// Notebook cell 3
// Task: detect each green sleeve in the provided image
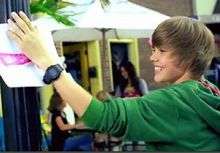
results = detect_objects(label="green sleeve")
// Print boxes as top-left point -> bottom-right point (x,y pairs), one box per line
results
81,89 -> 179,142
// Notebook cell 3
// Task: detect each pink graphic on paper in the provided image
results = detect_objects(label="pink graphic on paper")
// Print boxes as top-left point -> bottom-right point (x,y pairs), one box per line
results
0,52 -> 31,66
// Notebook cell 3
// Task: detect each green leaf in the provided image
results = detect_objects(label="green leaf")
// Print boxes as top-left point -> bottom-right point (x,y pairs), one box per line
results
100,0 -> 111,8
57,1 -> 77,9
30,0 -> 111,26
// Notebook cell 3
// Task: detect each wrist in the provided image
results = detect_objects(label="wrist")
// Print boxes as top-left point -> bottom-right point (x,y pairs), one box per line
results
40,58 -> 57,70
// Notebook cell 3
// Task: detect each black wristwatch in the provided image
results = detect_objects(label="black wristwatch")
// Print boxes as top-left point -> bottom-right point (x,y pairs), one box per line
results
43,64 -> 64,84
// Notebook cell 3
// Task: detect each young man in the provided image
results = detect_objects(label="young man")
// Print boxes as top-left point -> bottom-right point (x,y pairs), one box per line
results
7,12 -> 220,151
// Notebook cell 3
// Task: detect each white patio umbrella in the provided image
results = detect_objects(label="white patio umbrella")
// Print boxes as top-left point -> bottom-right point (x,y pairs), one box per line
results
34,0 -> 170,91
51,0 -> 169,41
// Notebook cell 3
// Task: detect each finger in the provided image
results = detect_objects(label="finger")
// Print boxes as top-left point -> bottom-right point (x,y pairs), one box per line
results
8,19 -> 25,39
10,12 -> 30,34
19,11 -> 35,31
7,30 -> 22,47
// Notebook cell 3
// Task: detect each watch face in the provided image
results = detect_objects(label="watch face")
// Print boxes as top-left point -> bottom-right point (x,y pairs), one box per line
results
43,64 -> 64,84
49,68 -> 58,78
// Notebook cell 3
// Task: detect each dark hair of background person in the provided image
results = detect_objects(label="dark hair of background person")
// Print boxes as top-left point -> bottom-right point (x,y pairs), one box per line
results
48,90 -> 64,113
119,61 -> 142,97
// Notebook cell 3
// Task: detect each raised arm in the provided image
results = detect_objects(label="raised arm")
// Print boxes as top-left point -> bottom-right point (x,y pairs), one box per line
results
7,11 -> 92,117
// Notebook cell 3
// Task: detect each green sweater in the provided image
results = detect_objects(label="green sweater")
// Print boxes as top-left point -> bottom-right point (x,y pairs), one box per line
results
81,80 -> 220,151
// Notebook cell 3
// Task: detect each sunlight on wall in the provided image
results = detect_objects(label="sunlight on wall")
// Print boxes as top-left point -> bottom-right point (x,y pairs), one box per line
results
196,0 -> 217,15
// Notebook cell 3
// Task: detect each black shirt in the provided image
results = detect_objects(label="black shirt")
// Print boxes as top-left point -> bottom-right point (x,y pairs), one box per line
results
50,110 -> 70,151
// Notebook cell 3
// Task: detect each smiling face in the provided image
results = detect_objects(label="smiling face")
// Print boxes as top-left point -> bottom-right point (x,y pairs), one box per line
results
150,17 -> 215,84
150,47 -> 191,84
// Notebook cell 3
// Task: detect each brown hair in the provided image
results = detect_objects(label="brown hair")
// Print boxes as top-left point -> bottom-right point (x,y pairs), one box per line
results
152,16 -> 215,77
96,90 -> 111,101
48,91 -> 65,112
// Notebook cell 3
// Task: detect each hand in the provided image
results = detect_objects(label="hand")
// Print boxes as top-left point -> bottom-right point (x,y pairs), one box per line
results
7,11 -> 57,70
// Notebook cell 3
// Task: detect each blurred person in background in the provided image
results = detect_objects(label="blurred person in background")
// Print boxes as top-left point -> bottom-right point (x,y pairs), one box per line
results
115,61 -> 148,98
114,61 -> 149,151
48,90 -> 75,151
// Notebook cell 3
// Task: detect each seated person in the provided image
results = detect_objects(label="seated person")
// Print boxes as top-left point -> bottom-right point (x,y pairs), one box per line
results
47,90 -> 75,151
48,90 -> 93,151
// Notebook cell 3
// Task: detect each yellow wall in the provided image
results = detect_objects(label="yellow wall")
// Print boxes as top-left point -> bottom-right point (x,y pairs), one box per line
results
61,42 -> 90,91
39,38 -> 139,111
40,85 -> 54,113
108,38 -> 140,76
87,41 -> 103,95
128,39 -> 140,76
88,38 -> 140,96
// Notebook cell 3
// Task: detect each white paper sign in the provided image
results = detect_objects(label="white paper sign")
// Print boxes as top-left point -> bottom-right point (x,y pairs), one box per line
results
0,23 -> 60,87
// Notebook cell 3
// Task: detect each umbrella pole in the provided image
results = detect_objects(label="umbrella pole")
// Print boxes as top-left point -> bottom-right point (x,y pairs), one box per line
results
101,28 -> 113,92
